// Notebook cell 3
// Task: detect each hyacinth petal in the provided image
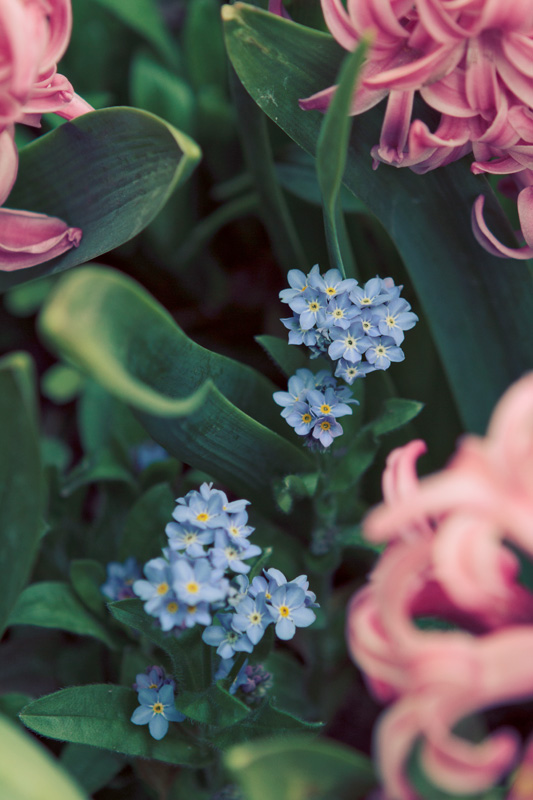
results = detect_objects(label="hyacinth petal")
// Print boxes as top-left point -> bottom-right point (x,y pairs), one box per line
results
381,440 -> 427,506
39,0 -> 73,73
415,0 -> 471,43
375,89 -> 414,164
363,44 -> 464,92
0,208 -> 82,271
268,0 -> 291,20
0,128 -> 19,206
420,73 -> 478,118
320,0 -> 359,51
502,32 -> 533,78
471,193 -> 533,260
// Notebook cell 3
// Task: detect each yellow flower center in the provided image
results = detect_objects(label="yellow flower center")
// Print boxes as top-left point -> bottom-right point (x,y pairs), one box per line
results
320,421 -> 331,431
188,605 -> 197,614
301,413 -> 312,424
333,308 -> 343,318
361,297 -> 372,305
249,612 -> 262,624
320,404 -> 331,415
362,320 -> 371,330
167,602 -> 178,613
149,683 -> 158,689
186,581 -> 199,594
152,703 -> 164,714
196,512 -> 209,522
184,533 -> 197,544
326,287 -> 336,295
265,592 -> 271,600
230,526 -> 239,536
225,548 -> 237,560
386,315 -> 395,327
309,301 -> 319,312
279,605 -> 290,617
345,338 -> 355,347
376,346 -> 386,356
157,582 -> 169,596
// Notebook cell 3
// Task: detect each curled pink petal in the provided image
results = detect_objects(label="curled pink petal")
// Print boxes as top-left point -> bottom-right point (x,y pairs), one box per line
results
471,192 -> 533,259
0,207 -> 81,270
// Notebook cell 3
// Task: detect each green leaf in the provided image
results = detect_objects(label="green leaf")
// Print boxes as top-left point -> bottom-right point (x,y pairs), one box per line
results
0,352 -> 43,637
59,743 -> 124,796
61,451 -> 136,496
119,483 -> 175,564
275,148 -> 368,213
183,0 -> 228,92
41,364 -> 85,404
223,3 -> 533,433
255,335 -> 311,378
0,713 -> 88,800
329,398 -> 423,492
20,686 -> 211,766
93,0 -> 178,68
108,599 -> 204,692
0,694 -> 32,722
176,685 -> 250,728
130,51 -> 196,135
2,108 -> 201,291
38,266 -> 314,509
225,735 -> 375,800
8,582 -> 115,649
213,701 -> 322,748
70,560 -> 107,618
316,37 -> 369,277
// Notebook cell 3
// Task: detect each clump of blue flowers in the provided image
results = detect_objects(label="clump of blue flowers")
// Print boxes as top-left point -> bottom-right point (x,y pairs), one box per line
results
101,557 -> 142,601
273,368 -> 358,450
280,266 -> 418,383
130,665 -> 185,740
129,484 -> 317,681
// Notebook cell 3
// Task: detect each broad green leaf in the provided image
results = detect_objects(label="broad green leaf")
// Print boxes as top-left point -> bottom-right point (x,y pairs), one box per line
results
109,599 -> 204,692
39,266 -> 314,508
329,398 -> 423,492
223,4 -> 533,433
130,51 -> 196,135
275,148 -> 368,213
183,0 -> 228,92
213,701 -> 322,748
255,335 -> 312,378
0,353 -> 43,637
176,685 -> 250,728
60,743 -> 124,796
20,686 -> 211,766
2,108 -> 201,291
316,37 -> 369,277
119,483 -> 175,564
8,582 -> 115,649
70,560 -> 107,617
93,0 -> 178,67
0,713 -> 88,800
226,736 -> 375,800
41,364 -> 85,404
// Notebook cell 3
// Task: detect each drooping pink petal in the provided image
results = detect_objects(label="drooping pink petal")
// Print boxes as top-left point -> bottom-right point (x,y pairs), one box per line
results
363,43 -> 464,92
0,207 -> 81,270
267,0 -> 291,19
321,0 -> 359,50
0,126 -> 19,205
381,440 -> 427,506
372,89 -> 414,165
419,70 -> 478,118
471,192 -> 533,258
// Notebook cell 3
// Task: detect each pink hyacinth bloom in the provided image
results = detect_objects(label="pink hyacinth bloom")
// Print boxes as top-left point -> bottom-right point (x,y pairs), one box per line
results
0,0 -> 91,270
296,0 -> 533,258
348,375 -> 533,797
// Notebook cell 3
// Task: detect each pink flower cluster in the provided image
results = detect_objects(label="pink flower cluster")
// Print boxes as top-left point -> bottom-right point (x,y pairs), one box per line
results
0,0 -> 91,271
347,374 -> 533,799
270,0 -> 533,260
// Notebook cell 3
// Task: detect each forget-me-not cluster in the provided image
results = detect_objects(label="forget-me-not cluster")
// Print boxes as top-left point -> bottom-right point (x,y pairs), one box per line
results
273,367 -> 358,449
117,483 -> 317,683
280,266 -> 418,383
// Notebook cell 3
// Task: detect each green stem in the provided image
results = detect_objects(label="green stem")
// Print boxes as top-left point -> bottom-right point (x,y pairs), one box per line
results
230,66 -> 308,272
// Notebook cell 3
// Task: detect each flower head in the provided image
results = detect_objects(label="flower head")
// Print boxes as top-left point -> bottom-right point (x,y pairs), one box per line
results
130,684 -> 185,740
